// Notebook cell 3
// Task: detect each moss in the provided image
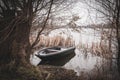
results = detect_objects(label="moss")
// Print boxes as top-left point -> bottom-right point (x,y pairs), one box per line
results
16,66 -> 43,80
0,64 -> 44,80
38,65 -> 79,80
0,64 -> 80,80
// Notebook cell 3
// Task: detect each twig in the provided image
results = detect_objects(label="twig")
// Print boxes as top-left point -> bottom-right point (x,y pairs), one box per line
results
31,0 -> 54,48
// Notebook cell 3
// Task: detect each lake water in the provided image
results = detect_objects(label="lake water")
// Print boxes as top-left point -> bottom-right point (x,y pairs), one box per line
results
30,28 -> 117,76
63,49 -> 102,75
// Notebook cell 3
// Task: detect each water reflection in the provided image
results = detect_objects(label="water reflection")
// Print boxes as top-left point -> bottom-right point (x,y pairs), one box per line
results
30,28 -> 117,76
37,48 -> 102,75
63,49 -> 102,75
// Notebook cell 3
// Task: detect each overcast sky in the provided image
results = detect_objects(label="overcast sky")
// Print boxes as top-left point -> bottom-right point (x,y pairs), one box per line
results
52,0 -> 107,26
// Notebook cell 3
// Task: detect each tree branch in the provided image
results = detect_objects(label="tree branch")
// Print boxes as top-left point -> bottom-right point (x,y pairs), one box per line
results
31,0 -> 54,48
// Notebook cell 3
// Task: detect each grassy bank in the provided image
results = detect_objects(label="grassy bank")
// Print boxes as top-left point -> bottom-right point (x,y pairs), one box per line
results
1,64 -> 120,80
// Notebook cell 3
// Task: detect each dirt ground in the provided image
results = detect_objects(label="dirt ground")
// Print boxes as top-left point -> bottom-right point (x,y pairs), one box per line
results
38,65 -> 80,80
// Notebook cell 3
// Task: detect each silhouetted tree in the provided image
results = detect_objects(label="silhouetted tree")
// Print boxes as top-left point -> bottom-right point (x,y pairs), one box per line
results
0,0 -> 63,71
85,0 -> 120,74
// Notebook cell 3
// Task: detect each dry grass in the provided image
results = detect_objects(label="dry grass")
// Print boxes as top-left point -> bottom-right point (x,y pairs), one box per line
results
30,35 -> 75,49
76,41 -> 113,59
30,28 -> 116,58
28,28 -> 119,80
76,28 -> 116,59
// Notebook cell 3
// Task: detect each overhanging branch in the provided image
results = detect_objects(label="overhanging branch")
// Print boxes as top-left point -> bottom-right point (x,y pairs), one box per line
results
31,0 -> 54,48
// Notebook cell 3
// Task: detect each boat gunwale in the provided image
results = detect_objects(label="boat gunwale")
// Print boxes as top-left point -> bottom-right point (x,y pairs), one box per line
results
37,47 -> 75,57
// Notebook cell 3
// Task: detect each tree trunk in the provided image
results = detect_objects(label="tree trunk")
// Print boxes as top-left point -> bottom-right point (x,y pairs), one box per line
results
12,21 -> 31,66
0,5 -> 33,69
0,19 -> 31,68
117,29 -> 120,74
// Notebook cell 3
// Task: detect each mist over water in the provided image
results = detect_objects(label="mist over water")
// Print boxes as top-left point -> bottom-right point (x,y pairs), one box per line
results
48,28 -> 117,75
30,0 -> 119,78
63,49 -> 102,76
30,28 -> 117,76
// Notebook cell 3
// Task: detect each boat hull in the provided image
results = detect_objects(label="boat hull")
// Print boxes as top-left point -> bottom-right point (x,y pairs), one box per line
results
36,47 -> 75,61
39,51 -> 75,66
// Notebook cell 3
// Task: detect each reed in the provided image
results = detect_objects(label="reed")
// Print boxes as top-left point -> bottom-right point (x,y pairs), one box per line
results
30,34 -> 75,49
76,41 -> 112,58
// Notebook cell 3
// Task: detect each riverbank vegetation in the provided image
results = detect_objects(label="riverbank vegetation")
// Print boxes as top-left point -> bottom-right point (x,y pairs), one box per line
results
0,0 -> 120,80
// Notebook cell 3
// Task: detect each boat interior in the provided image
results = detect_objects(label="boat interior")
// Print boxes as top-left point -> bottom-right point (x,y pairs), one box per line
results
43,49 -> 61,54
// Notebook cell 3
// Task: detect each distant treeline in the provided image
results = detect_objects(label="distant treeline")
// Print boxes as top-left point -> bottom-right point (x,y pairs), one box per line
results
78,23 -> 119,29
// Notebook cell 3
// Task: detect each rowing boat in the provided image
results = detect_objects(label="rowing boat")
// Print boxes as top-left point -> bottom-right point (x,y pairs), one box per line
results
35,46 -> 75,60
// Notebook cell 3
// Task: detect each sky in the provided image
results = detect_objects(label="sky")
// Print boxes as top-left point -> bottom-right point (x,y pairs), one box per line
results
52,0 -> 107,26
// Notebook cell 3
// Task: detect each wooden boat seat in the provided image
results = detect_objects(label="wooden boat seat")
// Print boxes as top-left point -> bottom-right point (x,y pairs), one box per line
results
47,49 -> 60,52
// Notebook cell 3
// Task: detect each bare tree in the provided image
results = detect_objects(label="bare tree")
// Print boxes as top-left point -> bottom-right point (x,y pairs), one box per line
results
31,0 -> 74,48
85,0 -> 120,74
0,1 -> 71,79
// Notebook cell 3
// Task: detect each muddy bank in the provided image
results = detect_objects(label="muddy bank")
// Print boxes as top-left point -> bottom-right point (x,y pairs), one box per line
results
38,64 -> 120,80
1,63 -> 119,80
0,64 -> 79,80
38,65 -> 80,80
